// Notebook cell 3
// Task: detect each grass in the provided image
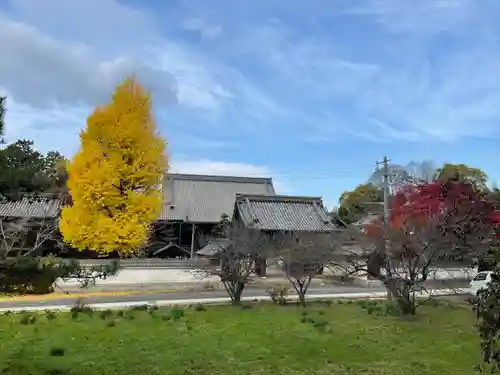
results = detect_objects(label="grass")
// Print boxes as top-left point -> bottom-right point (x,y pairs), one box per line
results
0,300 -> 480,375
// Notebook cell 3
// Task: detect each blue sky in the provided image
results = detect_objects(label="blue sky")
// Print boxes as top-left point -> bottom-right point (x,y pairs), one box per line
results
0,0 -> 499,208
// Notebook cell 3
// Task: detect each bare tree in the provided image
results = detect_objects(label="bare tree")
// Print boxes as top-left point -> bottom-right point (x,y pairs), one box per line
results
0,217 -> 60,259
404,160 -> 437,184
196,222 -> 271,304
369,164 -> 411,195
273,231 -> 340,307
369,160 -> 438,194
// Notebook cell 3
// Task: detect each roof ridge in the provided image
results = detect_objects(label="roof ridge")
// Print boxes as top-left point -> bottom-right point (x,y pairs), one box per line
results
236,194 -> 324,203
164,173 -> 273,184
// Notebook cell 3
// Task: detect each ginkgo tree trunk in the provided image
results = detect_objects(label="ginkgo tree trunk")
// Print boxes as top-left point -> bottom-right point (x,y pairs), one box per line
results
60,77 -> 168,256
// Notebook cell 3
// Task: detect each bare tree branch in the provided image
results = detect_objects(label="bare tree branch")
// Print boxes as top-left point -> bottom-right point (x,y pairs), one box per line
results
195,222 -> 271,304
273,231 -> 342,307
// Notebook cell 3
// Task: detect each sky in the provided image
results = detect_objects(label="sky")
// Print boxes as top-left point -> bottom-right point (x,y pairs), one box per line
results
0,0 -> 499,209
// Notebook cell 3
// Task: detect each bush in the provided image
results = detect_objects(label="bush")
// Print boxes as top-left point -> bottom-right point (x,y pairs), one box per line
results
70,298 -> 93,315
44,310 -> 57,321
194,303 -> 206,312
99,310 -> 113,320
0,257 -> 60,294
169,307 -> 184,321
49,347 -> 66,357
0,257 -> 119,295
19,313 -> 36,325
132,304 -> 149,311
383,302 -> 402,317
267,284 -> 289,305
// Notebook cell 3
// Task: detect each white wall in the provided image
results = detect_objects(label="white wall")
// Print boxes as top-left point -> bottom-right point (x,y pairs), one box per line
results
55,268 -> 219,287
326,261 -> 477,281
55,264 -> 477,288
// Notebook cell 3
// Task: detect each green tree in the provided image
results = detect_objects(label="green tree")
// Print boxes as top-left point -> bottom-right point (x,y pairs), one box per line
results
0,140 -> 51,201
211,213 -> 231,237
436,163 -> 488,190
337,183 -> 383,224
43,151 -> 68,195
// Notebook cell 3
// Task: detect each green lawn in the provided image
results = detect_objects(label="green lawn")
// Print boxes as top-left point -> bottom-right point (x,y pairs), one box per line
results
0,300 -> 480,375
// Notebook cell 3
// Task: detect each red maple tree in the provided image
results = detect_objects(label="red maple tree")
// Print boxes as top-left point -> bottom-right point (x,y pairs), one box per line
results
355,179 -> 497,314
365,179 -> 497,252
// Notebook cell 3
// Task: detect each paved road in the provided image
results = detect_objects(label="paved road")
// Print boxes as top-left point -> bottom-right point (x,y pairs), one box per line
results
0,285 -> 389,310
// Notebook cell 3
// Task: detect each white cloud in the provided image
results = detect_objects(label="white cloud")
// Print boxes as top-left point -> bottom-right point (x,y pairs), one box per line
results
0,16 -> 177,108
222,1 -> 499,142
4,0 -> 156,48
2,0 -> 499,157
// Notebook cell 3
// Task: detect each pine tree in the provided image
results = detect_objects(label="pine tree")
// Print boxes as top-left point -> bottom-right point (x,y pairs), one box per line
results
60,77 -> 168,256
211,213 -> 232,238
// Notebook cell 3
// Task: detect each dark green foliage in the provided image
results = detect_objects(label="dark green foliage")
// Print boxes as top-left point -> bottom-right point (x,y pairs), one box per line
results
132,304 -> 149,311
49,347 -> 65,357
70,298 -> 93,316
44,310 -> 57,321
194,303 -> 206,312
0,140 -> 55,201
211,213 -> 231,238
357,299 -> 402,317
99,310 -> 113,320
168,307 -> 184,321
45,368 -> 68,375
0,257 -> 61,294
106,320 -> 116,327
19,313 -> 36,325
474,249 -> 500,373
0,257 -> 119,295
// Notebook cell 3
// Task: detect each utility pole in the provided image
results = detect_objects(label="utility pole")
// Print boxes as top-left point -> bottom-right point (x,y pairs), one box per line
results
376,156 -> 392,299
376,156 -> 391,226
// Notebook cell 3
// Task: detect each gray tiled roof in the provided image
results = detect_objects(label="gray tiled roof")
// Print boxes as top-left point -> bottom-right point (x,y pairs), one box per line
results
352,214 -> 380,227
235,194 -> 338,232
161,174 -> 275,222
0,194 -> 62,218
197,238 -> 231,257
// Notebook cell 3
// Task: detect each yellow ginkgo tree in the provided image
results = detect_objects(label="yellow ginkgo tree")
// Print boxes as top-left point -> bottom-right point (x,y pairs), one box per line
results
60,77 -> 168,256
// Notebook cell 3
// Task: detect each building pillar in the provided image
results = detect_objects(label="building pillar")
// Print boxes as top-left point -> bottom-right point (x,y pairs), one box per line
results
255,257 -> 267,277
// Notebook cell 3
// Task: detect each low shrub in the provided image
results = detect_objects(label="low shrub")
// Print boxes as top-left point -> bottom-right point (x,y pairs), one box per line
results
19,313 -> 36,325
44,310 -> 57,321
194,303 -> 206,312
99,310 -> 113,320
267,284 -> 289,305
0,257 -> 119,295
49,347 -> 66,357
168,307 -> 184,321
70,298 -> 93,316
